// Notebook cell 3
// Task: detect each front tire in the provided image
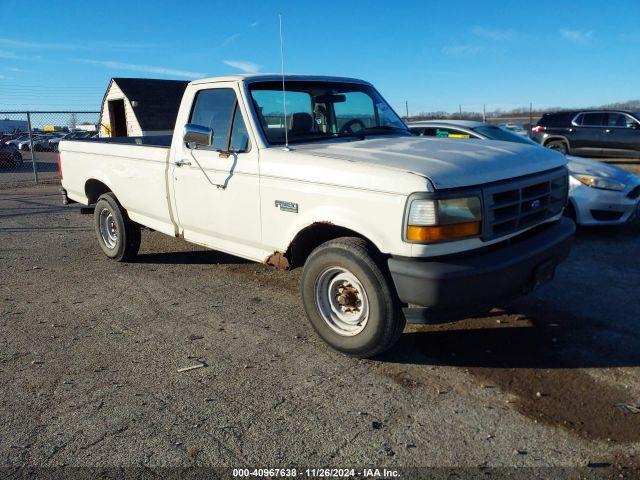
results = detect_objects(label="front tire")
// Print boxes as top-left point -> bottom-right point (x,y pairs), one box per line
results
546,139 -> 569,154
94,192 -> 141,261
300,237 -> 405,358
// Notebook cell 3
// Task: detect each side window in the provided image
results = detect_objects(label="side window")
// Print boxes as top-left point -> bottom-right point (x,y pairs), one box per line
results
229,105 -> 250,152
572,114 -> 583,126
190,88 -> 236,151
421,128 -> 438,137
626,115 -> 640,128
606,113 -> 627,127
582,113 -> 606,127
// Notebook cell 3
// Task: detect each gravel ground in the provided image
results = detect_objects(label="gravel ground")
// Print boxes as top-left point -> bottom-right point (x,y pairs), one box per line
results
0,173 -> 639,476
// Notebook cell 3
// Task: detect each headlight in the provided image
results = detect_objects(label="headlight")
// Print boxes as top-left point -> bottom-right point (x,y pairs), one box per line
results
572,174 -> 626,192
406,196 -> 482,243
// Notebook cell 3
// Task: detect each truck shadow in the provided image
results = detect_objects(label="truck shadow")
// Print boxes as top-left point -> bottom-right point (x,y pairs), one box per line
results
134,249 -> 251,265
381,301 -> 640,369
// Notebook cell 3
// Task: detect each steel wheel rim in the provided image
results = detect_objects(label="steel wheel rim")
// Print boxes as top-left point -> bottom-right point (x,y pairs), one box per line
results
99,208 -> 118,249
314,266 -> 369,336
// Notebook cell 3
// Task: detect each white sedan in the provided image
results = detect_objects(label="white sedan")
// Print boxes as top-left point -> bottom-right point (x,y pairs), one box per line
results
409,120 -> 640,226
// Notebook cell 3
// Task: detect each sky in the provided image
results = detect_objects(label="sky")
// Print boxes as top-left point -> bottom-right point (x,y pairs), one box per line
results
0,0 -> 638,115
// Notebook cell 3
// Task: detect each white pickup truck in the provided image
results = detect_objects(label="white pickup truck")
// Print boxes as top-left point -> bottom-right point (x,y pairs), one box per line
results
59,74 -> 574,357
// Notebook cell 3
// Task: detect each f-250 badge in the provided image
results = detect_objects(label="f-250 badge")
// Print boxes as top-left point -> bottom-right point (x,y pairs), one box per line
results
275,200 -> 298,213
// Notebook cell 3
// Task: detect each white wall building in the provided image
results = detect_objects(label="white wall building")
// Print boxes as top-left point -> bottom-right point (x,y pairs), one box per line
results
99,78 -> 189,137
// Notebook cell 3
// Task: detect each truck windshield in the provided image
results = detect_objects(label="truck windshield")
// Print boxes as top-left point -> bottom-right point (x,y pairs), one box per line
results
248,81 -> 409,145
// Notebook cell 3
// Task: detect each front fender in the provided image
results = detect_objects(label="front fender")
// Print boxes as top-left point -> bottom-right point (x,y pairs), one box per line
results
278,200 -> 410,257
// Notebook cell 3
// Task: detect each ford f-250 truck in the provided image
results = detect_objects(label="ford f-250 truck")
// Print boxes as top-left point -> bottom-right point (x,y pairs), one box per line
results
59,74 -> 574,358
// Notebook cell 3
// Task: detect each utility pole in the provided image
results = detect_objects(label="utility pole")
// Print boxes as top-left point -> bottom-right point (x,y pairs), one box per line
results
405,100 -> 409,120
26,112 -> 38,184
483,104 -> 486,123
529,102 -> 533,130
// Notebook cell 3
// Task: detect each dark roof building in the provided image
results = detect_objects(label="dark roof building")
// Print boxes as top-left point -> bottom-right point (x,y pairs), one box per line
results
99,78 -> 189,137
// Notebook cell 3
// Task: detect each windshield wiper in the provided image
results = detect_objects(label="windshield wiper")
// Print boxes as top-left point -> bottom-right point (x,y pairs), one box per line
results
334,132 -> 365,140
360,126 -> 410,135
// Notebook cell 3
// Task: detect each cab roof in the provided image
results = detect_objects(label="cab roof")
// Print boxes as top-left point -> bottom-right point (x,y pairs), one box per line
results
190,73 -> 372,86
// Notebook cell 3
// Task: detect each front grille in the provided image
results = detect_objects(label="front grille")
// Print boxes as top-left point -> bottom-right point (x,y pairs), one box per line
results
628,185 -> 640,200
482,168 -> 568,240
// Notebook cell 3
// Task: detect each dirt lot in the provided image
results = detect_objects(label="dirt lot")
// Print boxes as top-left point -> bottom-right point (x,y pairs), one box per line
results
1,171 -> 639,475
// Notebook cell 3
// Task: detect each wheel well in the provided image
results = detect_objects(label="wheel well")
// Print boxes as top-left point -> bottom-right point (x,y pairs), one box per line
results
85,179 -> 111,205
284,223 -> 376,269
544,136 -> 569,147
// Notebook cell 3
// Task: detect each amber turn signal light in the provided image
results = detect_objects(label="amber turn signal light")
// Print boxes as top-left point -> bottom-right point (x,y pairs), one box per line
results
406,221 -> 481,242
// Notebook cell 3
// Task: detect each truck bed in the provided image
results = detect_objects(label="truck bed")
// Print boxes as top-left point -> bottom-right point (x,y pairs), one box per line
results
59,136 -> 176,237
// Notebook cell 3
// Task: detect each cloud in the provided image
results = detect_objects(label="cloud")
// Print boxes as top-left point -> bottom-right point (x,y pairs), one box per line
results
249,21 -> 259,27
0,50 -> 42,61
78,59 -> 205,79
222,33 -> 241,46
0,38 -> 74,49
223,60 -> 261,73
94,41 -> 154,49
0,37 -> 153,50
471,26 -> 516,41
441,45 -> 482,56
559,29 -> 593,45
8,67 -> 29,72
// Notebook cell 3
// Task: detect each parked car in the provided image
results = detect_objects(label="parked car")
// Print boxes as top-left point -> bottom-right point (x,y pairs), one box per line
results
15,134 -> 57,152
1,133 -> 23,144
6,134 -> 31,148
33,134 -> 60,151
500,123 -> 529,137
60,74 -> 574,358
16,136 -> 35,151
531,110 -> 640,158
0,143 -> 23,168
409,120 -> 640,225
48,131 -> 95,152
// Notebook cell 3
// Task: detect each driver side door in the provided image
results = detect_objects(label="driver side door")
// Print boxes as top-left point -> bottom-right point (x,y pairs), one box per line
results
171,84 -> 263,261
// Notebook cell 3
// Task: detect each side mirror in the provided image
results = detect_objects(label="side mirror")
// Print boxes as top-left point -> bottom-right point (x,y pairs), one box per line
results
183,123 -> 213,147
629,123 -> 640,129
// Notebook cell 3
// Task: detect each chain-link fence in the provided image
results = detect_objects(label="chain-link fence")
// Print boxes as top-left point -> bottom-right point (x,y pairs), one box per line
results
0,111 -> 100,187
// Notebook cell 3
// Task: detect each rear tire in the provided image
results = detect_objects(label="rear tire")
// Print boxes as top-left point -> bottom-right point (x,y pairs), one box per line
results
12,153 -> 23,167
546,139 -> 569,155
94,192 -> 141,262
300,237 -> 405,358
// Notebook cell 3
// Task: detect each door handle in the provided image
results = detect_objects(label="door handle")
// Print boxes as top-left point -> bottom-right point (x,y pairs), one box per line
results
175,159 -> 192,167
605,129 -> 612,133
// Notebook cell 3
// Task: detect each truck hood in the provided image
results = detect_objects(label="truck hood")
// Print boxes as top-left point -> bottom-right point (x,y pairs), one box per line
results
294,136 -> 567,189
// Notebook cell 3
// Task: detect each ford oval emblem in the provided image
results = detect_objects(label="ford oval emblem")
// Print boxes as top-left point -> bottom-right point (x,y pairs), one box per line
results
531,199 -> 541,209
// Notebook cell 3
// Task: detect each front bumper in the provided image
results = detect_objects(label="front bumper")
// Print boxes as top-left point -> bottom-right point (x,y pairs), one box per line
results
388,218 -> 575,309
571,182 -> 640,225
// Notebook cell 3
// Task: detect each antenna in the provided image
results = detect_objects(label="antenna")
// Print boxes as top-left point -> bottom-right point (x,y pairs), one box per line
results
279,13 -> 289,150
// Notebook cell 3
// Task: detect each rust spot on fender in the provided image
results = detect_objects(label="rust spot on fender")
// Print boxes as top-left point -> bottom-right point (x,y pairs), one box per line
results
265,251 -> 290,270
